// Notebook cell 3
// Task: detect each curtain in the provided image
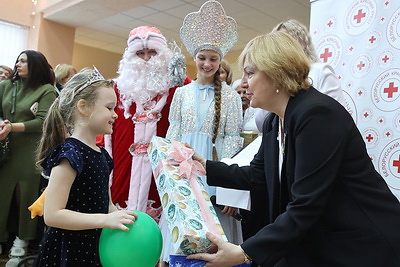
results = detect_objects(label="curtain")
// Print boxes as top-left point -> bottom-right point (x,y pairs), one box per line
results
0,20 -> 29,68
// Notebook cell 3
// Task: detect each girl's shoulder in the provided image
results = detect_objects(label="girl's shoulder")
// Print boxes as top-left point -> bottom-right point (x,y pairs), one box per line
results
221,83 -> 240,98
41,138 -> 85,175
174,81 -> 197,95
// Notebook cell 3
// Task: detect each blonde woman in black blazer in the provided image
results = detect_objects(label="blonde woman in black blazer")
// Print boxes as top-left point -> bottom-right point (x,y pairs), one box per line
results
188,32 -> 400,267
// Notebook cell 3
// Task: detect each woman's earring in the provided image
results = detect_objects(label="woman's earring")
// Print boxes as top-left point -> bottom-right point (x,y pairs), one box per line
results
276,89 -> 279,94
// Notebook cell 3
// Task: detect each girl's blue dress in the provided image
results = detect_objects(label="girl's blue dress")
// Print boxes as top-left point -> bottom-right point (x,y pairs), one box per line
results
35,138 -> 113,267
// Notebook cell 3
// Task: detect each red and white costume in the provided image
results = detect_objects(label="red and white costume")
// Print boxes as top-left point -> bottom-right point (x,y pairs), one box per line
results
103,26 -> 190,222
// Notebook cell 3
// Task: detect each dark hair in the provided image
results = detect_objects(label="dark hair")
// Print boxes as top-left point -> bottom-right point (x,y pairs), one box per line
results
12,50 -> 55,89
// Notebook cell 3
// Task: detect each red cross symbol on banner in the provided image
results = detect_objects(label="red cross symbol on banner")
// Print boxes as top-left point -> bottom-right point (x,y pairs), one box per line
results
369,36 -> 376,43
384,82 -> 398,98
320,48 -> 332,63
354,9 -> 366,23
357,61 -> 365,70
365,134 -> 374,142
382,55 -> 390,63
393,155 -> 400,174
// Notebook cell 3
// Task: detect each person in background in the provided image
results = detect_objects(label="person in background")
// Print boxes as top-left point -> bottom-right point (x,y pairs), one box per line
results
232,79 -> 250,115
188,31 -> 400,267
219,59 -> 233,86
54,63 -> 77,93
0,65 -> 14,82
233,78 -> 262,135
0,50 -> 56,267
165,1 -> 243,263
103,26 -> 190,223
34,67 -> 137,266
255,19 -> 346,131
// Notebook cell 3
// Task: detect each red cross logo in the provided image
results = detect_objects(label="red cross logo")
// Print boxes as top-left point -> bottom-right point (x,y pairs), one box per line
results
357,61 -> 365,70
365,134 -> 374,142
393,155 -> 400,173
382,55 -> 390,63
385,132 -> 391,137
384,82 -> 398,98
364,112 -> 369,118
369,36 -> 376,43
327,21 -> 333,27
354,9 -> 366,24
320,48 -> 332,63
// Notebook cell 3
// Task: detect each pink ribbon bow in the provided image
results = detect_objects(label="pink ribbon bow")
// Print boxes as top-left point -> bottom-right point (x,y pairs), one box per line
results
167,140 -> 206,178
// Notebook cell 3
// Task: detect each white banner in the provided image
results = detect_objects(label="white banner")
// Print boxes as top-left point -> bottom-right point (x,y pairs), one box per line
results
310,0 -> 400,200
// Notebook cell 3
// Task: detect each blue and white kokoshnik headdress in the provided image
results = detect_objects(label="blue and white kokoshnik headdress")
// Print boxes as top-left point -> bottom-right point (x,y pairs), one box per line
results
180,0 -> 238,59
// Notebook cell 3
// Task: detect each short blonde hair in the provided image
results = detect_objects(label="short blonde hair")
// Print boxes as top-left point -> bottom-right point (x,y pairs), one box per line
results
54,64 -> 77,85
238,31 -> 311,96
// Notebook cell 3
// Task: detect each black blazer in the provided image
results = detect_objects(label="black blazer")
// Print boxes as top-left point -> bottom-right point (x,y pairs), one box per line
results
207,88 -> 400,267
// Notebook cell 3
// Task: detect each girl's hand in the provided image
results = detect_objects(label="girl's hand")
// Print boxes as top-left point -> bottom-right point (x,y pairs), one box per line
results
221,206 -> 238,217
105,210 -> 138,231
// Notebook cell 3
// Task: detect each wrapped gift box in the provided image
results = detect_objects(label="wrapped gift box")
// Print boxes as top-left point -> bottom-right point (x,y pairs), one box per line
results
148,136 -> 226,255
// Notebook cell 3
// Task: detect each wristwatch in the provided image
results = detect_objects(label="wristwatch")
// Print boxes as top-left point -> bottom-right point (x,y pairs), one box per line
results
240,246 -> 252,264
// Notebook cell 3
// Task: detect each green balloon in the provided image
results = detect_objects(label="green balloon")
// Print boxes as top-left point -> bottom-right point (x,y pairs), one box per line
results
99,210 -> 162,267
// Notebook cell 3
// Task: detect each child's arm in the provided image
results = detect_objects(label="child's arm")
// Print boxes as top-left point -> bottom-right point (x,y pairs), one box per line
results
44,158 -> 137,231
108,189 -> 118,213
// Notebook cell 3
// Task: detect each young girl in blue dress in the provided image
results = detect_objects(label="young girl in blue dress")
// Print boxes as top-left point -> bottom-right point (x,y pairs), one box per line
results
34,67 -> 137,266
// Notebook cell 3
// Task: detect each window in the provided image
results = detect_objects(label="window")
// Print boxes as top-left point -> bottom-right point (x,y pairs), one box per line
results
0,20 -> 29,68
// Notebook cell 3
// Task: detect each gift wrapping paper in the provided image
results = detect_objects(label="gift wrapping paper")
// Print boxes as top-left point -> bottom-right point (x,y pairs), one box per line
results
148,136 -> 226,255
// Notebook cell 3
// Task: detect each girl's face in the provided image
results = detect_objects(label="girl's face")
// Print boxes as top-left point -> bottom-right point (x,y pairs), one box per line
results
0,67 -> 11,81
195,50 -> 221,81
242,59 -> 276,110
89,86 -> 118,135
16,53 -> 29,78
219,67 -> 227,82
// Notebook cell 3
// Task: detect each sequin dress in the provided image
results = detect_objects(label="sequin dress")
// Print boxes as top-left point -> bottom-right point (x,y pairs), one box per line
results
35,138 -> 113,267
167,81 -> 243,162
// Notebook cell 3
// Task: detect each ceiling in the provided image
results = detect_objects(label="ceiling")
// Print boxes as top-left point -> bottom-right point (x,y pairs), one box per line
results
42,0 -> 310,57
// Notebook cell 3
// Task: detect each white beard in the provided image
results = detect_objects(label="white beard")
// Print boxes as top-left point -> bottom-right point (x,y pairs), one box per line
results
117,48 -> 171,117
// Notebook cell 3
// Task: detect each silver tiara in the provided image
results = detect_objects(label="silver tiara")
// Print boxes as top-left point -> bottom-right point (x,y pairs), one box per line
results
75,66 -> 105,94
180,0 -> 238,58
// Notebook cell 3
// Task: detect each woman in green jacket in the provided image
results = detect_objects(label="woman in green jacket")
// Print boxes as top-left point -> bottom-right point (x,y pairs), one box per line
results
0,50 -> 56,265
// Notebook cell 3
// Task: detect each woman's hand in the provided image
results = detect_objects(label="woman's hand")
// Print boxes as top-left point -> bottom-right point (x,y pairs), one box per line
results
187,232 -> 244,267
184,143 -> 206,167
104,210 -> 138,231
0,119 -> 11,140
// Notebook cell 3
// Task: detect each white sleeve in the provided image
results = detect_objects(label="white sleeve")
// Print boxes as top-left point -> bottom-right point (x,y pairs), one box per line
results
309,62 -> 346,107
